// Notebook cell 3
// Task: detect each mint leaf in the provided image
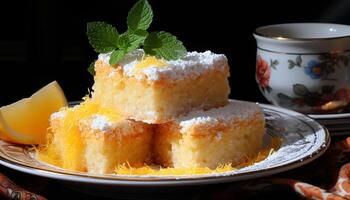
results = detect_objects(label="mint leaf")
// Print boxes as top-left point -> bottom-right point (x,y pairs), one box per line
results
87,0 -> 188,72
87,22 -> 119,53
88,61 -> 96,75
109,49 -> 126,65
127,0 -> 153,31
144,31 -> 187,60
129,29 -> 149,49
117,33 -> 130,50
118,30 -> 148,51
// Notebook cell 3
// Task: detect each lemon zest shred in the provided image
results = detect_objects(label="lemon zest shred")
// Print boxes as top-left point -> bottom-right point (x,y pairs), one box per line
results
114,136 -> 282,176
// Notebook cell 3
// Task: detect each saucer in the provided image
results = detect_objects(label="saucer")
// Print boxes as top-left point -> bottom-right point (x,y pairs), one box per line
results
309,113 -> 350,136
309,113 -> 350,120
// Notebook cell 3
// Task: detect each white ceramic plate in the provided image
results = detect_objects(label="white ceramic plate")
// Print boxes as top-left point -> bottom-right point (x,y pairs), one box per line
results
0,104 -> 329,189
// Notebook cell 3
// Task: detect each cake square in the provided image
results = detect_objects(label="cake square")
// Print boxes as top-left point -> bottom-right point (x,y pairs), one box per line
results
37,99 -> 104,171
38,108 -> 86,172
37,99 -> 153,174
153,100 -> 265,169
92,50 -> 230,124
79,114 -> 153,174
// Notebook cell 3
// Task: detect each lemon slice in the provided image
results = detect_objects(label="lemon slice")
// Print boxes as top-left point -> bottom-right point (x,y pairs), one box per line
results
0,81 -> 67,144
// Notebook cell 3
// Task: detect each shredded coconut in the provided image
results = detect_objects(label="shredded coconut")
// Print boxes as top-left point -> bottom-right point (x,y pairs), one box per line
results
90,115 -> 112,131
178,100 -> 261,134
98,49 -> 228,81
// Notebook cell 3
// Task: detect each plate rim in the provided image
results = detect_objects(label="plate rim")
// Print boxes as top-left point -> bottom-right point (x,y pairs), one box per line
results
309,112 -> 350,119
0,103 -> 330,186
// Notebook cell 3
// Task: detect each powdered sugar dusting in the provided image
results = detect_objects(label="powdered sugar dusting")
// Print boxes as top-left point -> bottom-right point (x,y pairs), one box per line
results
143,51 -> 227,81
98,49 -> 228,81
90,115 -> 112,131
179,100 -> 262,134
119,49 -> 144,73
50,110 -> 66,120
98,52 -> 112,64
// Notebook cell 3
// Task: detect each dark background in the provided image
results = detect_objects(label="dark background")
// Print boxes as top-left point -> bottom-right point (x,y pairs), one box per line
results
1,0 -> 350,106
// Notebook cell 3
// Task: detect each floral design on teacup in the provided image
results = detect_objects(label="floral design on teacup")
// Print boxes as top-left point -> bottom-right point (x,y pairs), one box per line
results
256,52 -> 350,113
304,60 -> 323,79
277,84 -> 350,113
304,53 -> 348,80
256,56 -> 278,93
287,55 -> 302,69
286,53 -> 349,80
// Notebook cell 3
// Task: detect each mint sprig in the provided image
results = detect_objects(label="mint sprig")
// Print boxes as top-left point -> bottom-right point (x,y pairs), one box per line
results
118,30 -> 148,52
87,22 -> 119,53
87,60 -> 96,75
109,49 -> 126,65
127,0 -> 153,31
87,0 -> 187,75
144,31 -> 187,60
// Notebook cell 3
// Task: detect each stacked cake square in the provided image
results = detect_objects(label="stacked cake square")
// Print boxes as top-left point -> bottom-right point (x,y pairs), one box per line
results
38,50 -> 265,174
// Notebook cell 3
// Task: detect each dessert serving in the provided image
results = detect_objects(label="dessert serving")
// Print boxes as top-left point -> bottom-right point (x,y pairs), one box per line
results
93,50 -> 230,123
0,0 -> 270,176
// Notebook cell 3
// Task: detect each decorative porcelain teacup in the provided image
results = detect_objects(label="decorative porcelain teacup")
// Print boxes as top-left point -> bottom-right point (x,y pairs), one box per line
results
254,23 -> 350,114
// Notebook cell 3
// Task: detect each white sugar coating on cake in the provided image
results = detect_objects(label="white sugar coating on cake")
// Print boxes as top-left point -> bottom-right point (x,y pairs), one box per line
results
119,49 -> 144,66
98,49 -> 228,81
90,114 -> 113,131
50,110 -> 66,120
178,100 -> 262,134
98,52 -> 112,65
142,51 -> 228,81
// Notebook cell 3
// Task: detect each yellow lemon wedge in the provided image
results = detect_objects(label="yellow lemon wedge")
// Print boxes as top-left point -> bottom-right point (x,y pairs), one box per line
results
0,81 -> 67,145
